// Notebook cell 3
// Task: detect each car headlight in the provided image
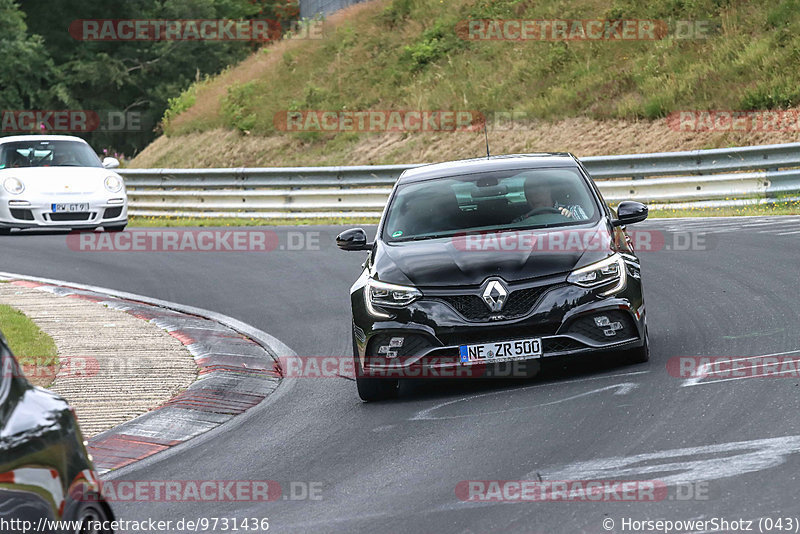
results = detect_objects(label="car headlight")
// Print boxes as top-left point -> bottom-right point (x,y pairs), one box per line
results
3,177 -> 24,195
365,278 -> 422,317
567,253 -> 627,296
104,175 -> 123,193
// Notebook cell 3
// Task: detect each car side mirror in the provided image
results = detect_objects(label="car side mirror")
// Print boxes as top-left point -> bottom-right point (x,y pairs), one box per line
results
336,228 -> 372,251
612,201 -> 648,227
102,157 -> 120,169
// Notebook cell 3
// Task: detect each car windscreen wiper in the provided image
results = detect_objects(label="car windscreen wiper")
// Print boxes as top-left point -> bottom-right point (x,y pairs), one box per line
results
408,233 -> 453,241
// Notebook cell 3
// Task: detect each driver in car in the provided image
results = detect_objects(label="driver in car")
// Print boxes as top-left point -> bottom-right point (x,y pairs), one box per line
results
520,177 -> 588,221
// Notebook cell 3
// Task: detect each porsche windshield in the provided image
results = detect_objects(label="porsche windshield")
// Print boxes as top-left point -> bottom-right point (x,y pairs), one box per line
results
382,167 -> 600,242
0,140 -> 103,169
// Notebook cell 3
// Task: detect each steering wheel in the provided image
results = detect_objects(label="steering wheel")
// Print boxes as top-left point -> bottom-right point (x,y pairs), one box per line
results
518,206 -> 563,220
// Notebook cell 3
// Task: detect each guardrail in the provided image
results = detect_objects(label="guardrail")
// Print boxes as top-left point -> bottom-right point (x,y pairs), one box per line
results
119,142 -> 800,218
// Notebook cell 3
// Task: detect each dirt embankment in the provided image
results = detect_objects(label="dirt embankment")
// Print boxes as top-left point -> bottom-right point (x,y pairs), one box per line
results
132,115 -> 800,169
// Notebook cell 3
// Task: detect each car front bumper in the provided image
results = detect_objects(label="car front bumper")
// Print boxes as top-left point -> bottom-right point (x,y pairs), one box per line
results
0,194 -> 127,229
352,272 -> 646,377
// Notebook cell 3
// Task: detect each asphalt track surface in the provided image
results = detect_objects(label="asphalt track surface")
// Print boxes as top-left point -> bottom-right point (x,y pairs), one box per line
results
3,216 -> 800,533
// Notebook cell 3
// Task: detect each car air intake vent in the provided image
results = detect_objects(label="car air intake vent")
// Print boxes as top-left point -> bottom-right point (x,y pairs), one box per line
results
49,212 -> 91,222
10,209 -> 34,221
542,337 -> 585,354
104,207 -> 123,219
436,284 -> 567,321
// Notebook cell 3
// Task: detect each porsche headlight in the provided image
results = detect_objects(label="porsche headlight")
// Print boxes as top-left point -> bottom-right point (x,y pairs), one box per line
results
567,253 -> 627,296
3,177 -> 24,195
365,278 -> 422,317
104,175 -> 123,193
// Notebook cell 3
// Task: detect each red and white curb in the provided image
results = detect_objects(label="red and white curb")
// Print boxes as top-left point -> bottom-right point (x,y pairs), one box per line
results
0,271 -> 293,475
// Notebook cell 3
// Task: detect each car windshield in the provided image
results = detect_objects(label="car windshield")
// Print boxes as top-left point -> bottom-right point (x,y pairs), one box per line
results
0,140 -> 102,169
382,167 -> 600,242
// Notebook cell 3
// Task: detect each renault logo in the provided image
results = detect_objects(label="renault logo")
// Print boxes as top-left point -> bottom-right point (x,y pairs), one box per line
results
481,279 -> 508,312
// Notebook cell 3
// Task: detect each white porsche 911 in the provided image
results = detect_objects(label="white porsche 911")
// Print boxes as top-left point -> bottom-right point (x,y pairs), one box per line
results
0,135 -> 127,234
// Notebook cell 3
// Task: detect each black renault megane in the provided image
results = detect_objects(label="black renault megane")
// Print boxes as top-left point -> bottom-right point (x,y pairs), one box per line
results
337,154 -> 649,401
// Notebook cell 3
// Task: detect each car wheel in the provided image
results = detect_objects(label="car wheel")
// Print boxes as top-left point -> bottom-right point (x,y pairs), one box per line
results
0,228 -> 11,235
624,324 -> 650,364
71,498 -> 113,533
104,224 -> 126,233
353,336 -> 399,402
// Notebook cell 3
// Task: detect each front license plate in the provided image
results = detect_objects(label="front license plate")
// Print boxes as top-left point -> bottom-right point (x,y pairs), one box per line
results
52,203 -> 89,212
459,338 -> 542,363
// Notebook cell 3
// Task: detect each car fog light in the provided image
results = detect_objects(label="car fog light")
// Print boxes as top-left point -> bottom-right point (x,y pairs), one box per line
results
595,315 -> 624,337
376,337 -> 404,358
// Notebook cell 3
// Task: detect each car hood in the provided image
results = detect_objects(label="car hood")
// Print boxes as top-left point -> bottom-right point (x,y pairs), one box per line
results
0,166 -> 114,195
372,221 -> 615,287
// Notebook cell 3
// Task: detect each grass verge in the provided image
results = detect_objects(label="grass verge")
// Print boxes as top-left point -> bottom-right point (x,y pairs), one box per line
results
0,304 -> 59,388
649,201 -> 800,218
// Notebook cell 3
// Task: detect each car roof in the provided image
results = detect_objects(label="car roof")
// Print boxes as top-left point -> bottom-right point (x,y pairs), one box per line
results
0,135 -> 89,145
398,153 -> 580,183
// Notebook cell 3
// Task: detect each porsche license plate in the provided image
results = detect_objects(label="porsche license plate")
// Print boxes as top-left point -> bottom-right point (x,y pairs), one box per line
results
52,203 -> 89,212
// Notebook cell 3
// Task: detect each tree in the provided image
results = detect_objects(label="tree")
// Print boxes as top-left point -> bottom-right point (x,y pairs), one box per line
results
0,0 -> 62,110
15,0 -> 298,155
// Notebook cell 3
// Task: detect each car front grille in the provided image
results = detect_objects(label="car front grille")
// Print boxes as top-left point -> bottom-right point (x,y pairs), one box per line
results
49,212 -> 92,222
367,330 -> 594,363
437,324 -> 555,347
433,283 -> 567,321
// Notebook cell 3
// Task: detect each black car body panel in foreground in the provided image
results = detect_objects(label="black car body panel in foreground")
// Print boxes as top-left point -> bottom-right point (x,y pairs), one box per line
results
338,154 -> 649,401
0,331 -> 114,532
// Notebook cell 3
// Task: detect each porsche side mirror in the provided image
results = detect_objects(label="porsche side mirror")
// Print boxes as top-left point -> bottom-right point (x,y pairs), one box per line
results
102,157 -> 120,169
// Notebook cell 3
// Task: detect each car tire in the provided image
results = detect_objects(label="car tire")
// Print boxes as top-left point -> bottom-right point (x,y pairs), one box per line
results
70,497 -> 113,533
0,228 -> 11,235
624,324 -> 650,364
104,224 -> 126,233
353,337 -> 399,402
